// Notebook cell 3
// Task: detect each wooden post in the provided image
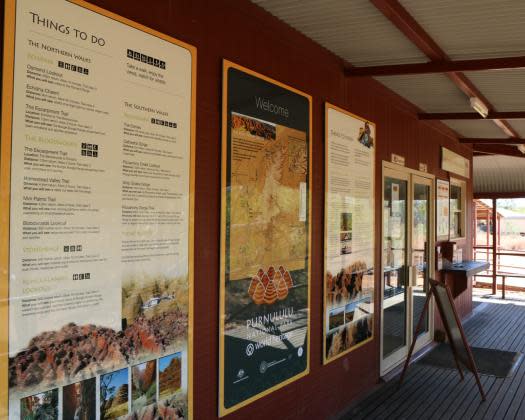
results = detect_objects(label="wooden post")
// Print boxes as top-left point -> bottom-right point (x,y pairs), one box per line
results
492,199 -> 497,295
502,275 -> 506,300
485,210 -> 489,264
498,214 -> 501,272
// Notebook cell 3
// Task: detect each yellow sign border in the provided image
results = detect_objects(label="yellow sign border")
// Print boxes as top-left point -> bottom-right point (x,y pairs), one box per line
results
219,60 -> 312,417
323,102 -> 376,365
0,1 -> 196,417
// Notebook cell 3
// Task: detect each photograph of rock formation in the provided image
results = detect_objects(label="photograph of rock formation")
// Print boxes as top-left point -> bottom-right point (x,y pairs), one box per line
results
9,274 -> 188,397
100,368 -> 129,420
20,388 -> 58,420
158,353 -> 182,400
122,397 -> 186,420
231,112 -> 276,140
131,360 -> 157,411
62,378 -> 96,420
122,274 -> 188,326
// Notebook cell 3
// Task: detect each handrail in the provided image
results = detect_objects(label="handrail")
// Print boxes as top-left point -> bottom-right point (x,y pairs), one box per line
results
474,247 -> 525,255
473,246 -> 525,299
474,273 -> 525,299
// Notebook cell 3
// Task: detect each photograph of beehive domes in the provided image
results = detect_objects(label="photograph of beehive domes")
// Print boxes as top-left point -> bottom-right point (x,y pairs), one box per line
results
159,352 -> 182,400
100,368 -> 129,420
324,260 -> 374,361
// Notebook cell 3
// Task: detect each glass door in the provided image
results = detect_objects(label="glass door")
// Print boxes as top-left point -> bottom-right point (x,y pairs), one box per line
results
410,176 -> 433,350
381,168 -> 409,372
381,166 -> 434,375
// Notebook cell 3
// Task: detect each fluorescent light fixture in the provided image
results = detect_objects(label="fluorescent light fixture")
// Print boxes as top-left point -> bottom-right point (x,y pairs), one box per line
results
470,97 -> 489,118
518,144 -> 525,154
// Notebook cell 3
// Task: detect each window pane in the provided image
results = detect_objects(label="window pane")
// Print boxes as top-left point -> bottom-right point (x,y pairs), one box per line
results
450,184 -> 462,238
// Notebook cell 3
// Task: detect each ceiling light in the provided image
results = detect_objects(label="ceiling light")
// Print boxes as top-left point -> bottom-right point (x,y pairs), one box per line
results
470,97 -> 489,118
518,144 -> 525,154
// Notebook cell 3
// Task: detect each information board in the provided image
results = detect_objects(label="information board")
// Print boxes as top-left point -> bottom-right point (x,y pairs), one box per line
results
324,104 -> 375,364
442,147 -> 470,179
436,179 -> 450,241
0,0 -> 196,418
219,61 -> 311,416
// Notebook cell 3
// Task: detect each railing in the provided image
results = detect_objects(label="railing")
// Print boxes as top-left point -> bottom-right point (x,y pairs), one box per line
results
473,245 -> 525,298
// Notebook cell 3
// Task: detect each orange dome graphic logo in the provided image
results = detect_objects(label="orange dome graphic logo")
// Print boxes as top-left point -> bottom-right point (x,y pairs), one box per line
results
248,265 -> 294,305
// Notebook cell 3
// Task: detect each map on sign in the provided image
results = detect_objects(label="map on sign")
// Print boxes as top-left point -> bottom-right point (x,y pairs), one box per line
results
229,112 -> 308,281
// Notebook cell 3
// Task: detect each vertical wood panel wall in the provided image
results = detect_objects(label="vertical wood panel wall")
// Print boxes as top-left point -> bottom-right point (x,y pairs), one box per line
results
1,0 -> 474,418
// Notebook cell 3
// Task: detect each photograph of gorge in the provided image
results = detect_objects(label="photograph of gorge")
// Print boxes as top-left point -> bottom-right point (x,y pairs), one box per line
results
131,360 -> 157,411
20,389 -> 58,420
62,378 -> 96,420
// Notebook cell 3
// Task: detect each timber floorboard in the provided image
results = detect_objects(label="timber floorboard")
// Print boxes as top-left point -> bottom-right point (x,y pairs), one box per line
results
343,302 -> 525,420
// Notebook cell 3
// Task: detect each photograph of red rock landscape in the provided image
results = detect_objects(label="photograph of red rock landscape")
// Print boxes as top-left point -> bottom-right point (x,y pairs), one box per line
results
8,274 -> 188,403
159,353 -> 182,400
100,368 -> 129,420
62,378 -> 96,420
131,360 -> 157,411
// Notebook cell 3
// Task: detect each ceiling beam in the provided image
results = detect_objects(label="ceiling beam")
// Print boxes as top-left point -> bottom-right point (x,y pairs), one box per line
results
418,112 -> 525,120
370,0 -> 520,139
492,119 -> 519,138
370,0 -> 445,60
473,144 -> 525,158
345,55 -> 525,77
459,138 -> 525,145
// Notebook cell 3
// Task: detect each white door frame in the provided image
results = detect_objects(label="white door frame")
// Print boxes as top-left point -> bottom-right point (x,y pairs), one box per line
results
380,161 -> 435,376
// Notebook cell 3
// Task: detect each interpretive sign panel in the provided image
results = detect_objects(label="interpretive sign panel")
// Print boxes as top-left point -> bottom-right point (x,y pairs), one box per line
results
219,61 -> 311,416
324,104 -> 375,364
436,179 -> 450,241
0,0 -> 195,418
442,147 -> 470,179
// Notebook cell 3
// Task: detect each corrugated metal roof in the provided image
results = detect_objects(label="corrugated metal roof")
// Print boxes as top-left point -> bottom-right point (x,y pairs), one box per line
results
465,69 -> 525,111
252,0 -> 427,66
375,74 -> 472,112
443,120 -> 509,139
509,120 -> 525,138
498,208 -> 525,219
252,0 -> 525,148
474,155 -> 525,194
400,0 -> 525,60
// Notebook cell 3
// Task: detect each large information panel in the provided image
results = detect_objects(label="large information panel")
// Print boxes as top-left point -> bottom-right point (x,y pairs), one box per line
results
1,0 -> 195,418
324,104 -> 375,364
219,61 -> 311,416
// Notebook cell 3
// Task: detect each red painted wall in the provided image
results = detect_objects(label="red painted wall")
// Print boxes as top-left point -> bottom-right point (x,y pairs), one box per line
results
2,0 -> 474,418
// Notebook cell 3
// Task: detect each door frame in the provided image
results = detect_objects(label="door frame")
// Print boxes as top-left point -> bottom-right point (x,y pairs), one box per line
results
409,174 -> 435,354
380,161 -> 435,376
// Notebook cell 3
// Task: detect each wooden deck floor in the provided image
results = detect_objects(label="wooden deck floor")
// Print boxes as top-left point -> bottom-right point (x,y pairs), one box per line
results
344,301 -> 525,420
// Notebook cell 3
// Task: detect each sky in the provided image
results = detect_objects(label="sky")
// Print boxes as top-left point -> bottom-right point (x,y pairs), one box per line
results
159,352 -> 181,372
480,198 -> 525,210
102,367 -> 128,398
498,198 -> 525,210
